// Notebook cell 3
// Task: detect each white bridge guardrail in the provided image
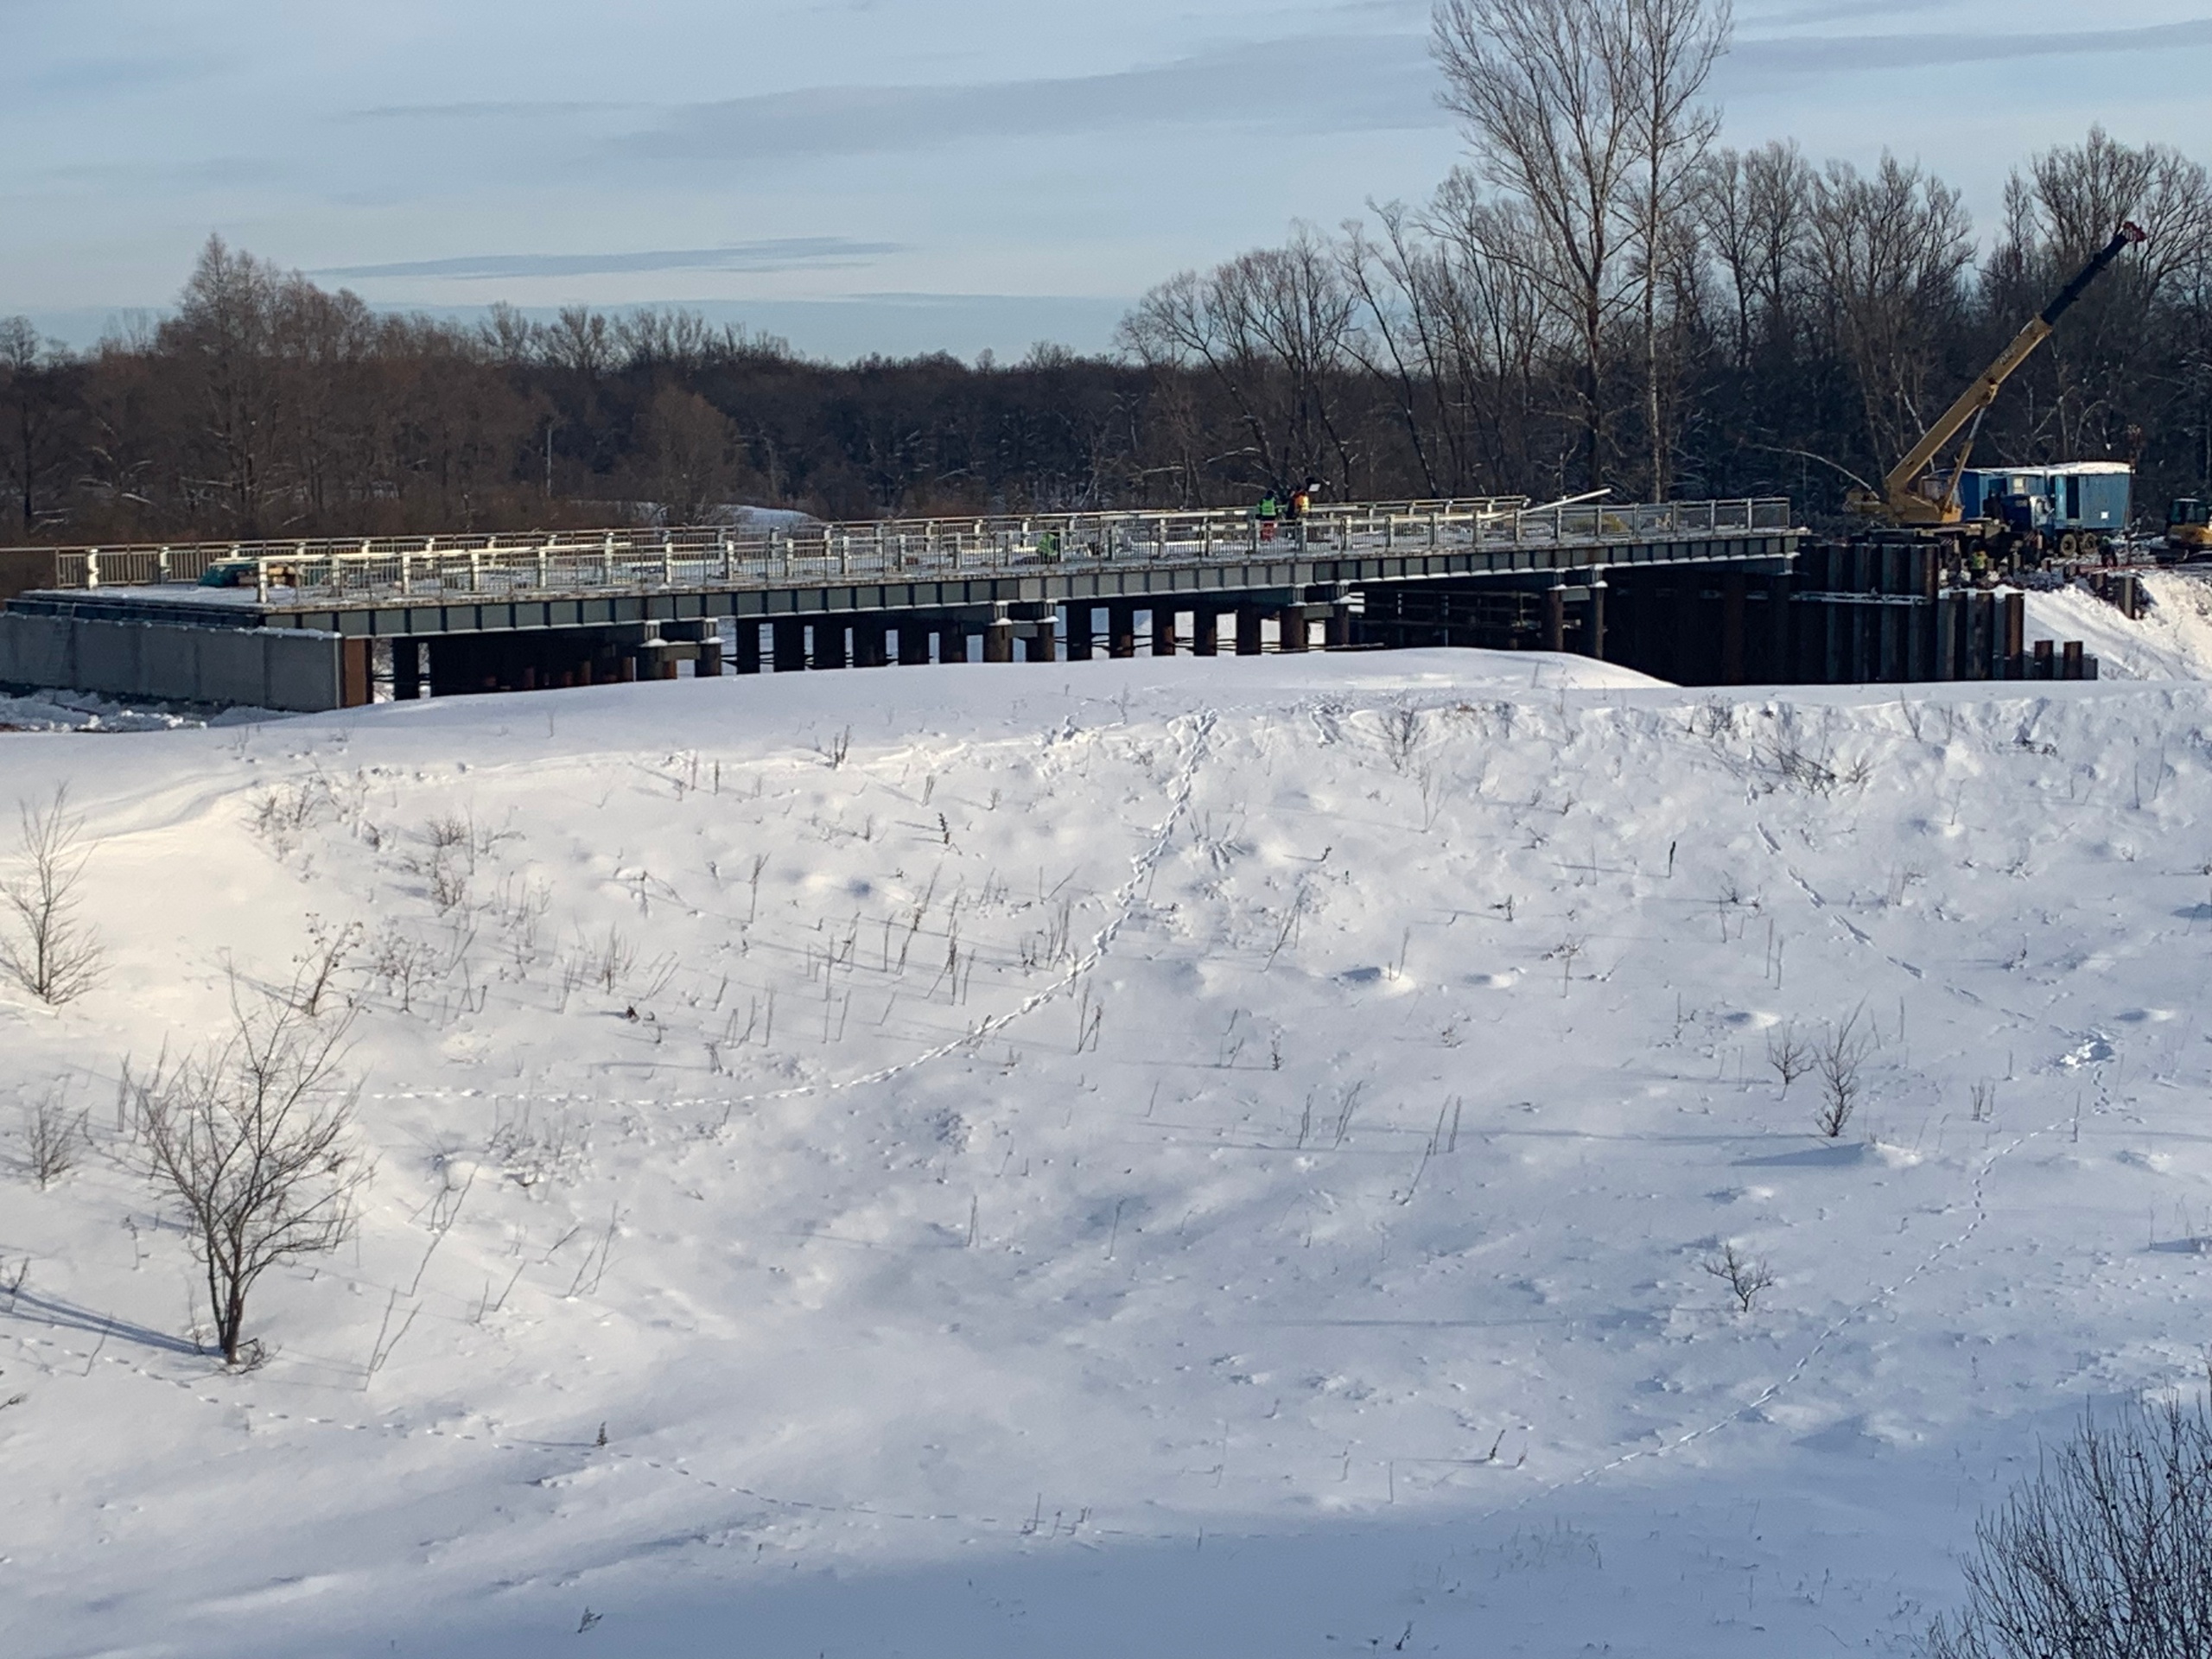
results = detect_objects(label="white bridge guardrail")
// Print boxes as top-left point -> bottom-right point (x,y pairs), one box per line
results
18,497 -> 1794,607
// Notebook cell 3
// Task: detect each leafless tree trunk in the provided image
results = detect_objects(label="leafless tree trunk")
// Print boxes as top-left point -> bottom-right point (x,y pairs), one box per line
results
1433,0 -> 1640,490
0,786 -> 105,1005
128,988 -> 369,1365
1621,0 -> 1731,498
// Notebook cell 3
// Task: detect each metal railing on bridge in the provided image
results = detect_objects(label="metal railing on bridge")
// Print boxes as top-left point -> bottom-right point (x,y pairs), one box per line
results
16,496 -> 1793,607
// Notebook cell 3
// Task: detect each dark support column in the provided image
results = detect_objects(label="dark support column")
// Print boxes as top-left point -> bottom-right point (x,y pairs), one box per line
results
394,640 -> 423,700
1021,626 -> 1055,663
812,621 -> 848,670
1278,606 -> 1310,652
1324,607 -> 1352,650
734,624 -> 761,675
1543,588 -> 1566,653
1108,603 -> 1137,658
1669,586 -> 1697,683
1583,585 -> 1606,660
696,637 -> 722,678
897,623 -> 931,665
1721,570 -> 1746,684
1768,574 -> 1792,680
772,619 -> 807,672
339,639 -> 372,707
983,617 -> 1015,662
853,618 -> 889,668
1150,606 -> 1177,656
1236,605 -> 1264,656
1065,605 -> 1095,660
938,623 -> 969,664
1192,607 -> 1218,656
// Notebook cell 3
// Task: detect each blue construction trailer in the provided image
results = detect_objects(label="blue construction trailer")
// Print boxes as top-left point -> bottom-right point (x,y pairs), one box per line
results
1955,462 -> 2132,553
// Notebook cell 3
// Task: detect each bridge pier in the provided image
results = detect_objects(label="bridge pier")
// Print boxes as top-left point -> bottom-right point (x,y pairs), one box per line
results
1236,605 -> 1263,656
937,621 -> 969,664
734,623 -> 761,674
983,615 -> 1015,663
1192,606 -> 1218,656
395,640 -> 423,700
773,619 -> 806,672
1151,607 -> 1177,656
1108,603 -> 1137,658
1065,604 -> 1094,660
897,624 -> 931,666
1278,606 -> 1310,652
854,618 -> 888,667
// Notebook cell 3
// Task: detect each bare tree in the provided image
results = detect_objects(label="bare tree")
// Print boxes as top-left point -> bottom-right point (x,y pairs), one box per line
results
22,1091 -> 86,1188
1433,0 -> 1641,488
1806,155 -> 1975,473
1619,0 -> 1732,497
127,988 -> 370,1365
1764,1021 -> 1810,1096
1929,1392 -> 2212,1658
639,384 -> 745,524
1702,1240 -> 1774,1313
1814,1004 -> 1872,1137
0,786 -> 105,1005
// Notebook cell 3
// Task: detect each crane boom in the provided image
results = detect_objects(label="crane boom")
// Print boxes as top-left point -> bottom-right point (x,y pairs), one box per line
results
1849,221 -> 2145,525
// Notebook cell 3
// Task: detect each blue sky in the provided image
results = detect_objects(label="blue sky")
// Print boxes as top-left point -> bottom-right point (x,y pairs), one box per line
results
4,0 -> 2208,360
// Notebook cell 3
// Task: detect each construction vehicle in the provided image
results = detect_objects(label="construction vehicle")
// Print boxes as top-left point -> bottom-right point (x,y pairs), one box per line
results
1848,221 -> 2146,531
2164,498 -> 2212,562
1955,462 -> 2131,559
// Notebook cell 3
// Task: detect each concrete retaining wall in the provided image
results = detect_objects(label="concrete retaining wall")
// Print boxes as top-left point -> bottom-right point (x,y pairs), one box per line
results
0,613 -> 344,711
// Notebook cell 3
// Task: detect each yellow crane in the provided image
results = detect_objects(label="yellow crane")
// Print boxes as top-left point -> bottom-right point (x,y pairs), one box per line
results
1848,221 -> 2145,527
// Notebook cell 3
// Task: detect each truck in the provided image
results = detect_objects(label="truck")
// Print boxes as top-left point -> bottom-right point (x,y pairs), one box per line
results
1953,462 -> 2132,559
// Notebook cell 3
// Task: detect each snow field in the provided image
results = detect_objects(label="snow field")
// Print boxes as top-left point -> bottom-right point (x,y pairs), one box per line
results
3,648 -> 2212,1655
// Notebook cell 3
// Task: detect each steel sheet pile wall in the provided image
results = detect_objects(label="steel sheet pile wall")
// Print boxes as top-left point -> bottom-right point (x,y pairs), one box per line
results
0,613 -> 346,710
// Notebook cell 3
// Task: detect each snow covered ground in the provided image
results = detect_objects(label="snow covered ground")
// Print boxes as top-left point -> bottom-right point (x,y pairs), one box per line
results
2024,569 -> 2212,680
7,631 -> 2212,1657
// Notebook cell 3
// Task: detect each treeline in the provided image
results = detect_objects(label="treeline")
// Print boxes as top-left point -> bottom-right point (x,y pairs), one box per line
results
3,14 -> 2209,543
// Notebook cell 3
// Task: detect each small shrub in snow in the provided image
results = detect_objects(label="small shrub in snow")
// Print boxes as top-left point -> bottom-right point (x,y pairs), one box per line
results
21,1092 -> 86,1189
1928,1393 -> 2212,1659
1815,1006 -> 1872,1138
1377,704 -> 1424,773
1702,1243 -> 1775,1314
0,787 -> 105,1006
1765,1023 -> 1812,1096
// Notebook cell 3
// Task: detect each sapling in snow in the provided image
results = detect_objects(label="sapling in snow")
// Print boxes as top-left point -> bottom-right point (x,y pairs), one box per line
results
1815,1007 -> 1872,1137
1703,1243 -> 1776,1314
126,986 -> 369,1366
0,787 -> 105,1006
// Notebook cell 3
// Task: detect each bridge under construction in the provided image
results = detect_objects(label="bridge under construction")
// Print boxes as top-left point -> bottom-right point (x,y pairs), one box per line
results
0,495 -> 2079,712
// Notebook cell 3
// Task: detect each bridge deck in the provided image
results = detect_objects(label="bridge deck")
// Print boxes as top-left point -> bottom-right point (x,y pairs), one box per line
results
8,497 -> 1797,639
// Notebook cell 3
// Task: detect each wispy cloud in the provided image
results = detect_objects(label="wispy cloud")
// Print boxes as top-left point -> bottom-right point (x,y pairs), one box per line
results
616,32 -> 1443,164
311,238 -> 904,282
1734,16 -> 2212,74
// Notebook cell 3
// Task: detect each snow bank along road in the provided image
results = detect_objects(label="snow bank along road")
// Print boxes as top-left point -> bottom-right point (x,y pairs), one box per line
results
7,644 -> 2212,1656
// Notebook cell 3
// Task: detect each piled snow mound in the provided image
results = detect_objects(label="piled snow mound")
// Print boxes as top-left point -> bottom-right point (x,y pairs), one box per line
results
0,686 -> 276,733
2024,569 -> 2212,679
7,652 -> 2212,1657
